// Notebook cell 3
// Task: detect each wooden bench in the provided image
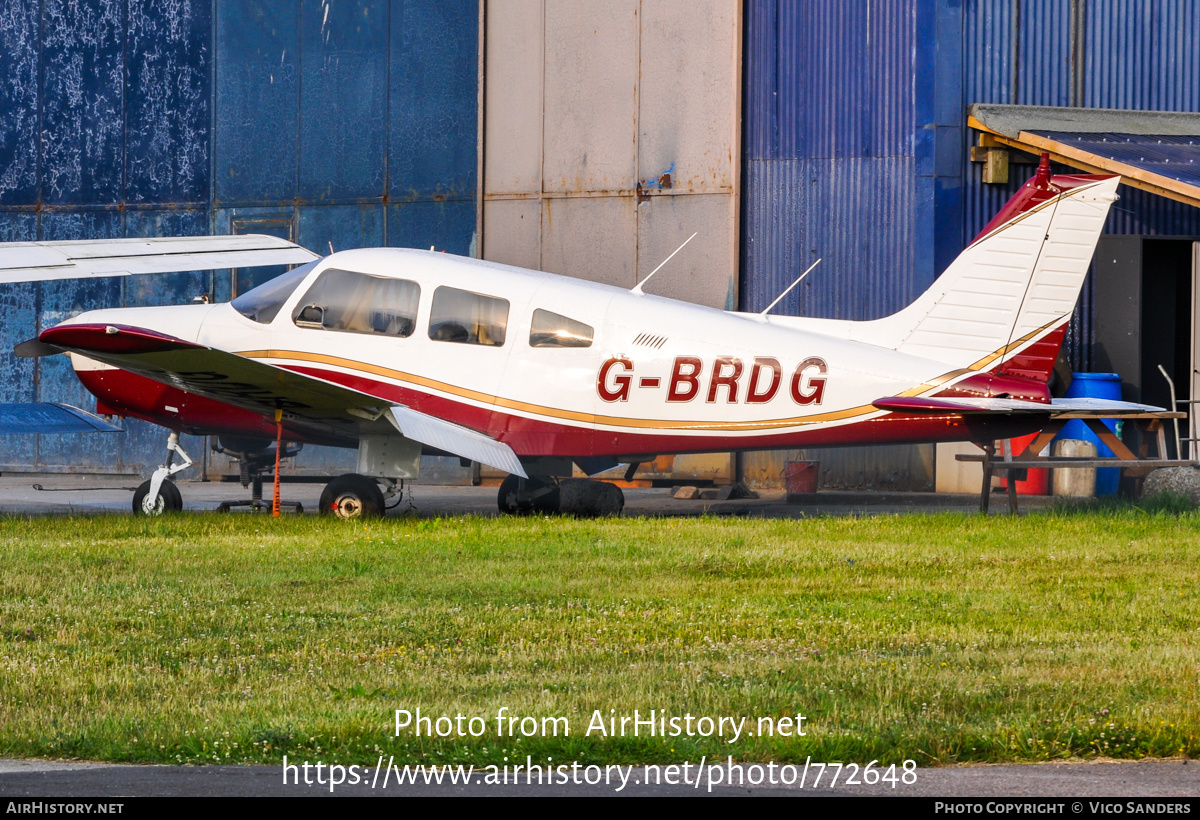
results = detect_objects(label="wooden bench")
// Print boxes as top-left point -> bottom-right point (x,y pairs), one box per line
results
955,412 -> 1193,513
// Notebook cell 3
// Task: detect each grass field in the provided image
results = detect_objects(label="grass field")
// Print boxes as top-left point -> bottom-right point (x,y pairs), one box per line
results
1,503 -> 1197,768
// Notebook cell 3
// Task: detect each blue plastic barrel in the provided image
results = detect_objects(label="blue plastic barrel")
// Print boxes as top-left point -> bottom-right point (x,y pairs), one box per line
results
1056,372 -> 1122,496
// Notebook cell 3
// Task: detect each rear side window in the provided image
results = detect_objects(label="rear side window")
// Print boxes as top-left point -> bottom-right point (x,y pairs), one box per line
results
529,309 -> 593,348
428,286 -> 509,347
292,268 -> 420,338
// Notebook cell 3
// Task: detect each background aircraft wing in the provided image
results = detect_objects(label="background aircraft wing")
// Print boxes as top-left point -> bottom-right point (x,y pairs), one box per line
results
0,402 -> 123,434
0,235 -> 318,285
872,396 -> 1165,415
37,323 -> 525,474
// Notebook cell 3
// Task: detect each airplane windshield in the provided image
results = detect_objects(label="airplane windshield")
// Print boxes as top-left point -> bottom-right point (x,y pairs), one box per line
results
231,261 -> 318,324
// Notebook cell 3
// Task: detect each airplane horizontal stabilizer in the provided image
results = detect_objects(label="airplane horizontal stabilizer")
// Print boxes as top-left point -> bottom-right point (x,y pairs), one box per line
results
873,396 -> 1164,415
0,235 -> 319,285
0,402 -> 123,434
386,406 -> 527,479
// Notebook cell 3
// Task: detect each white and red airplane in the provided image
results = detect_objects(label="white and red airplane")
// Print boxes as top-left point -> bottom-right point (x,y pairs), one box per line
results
9,158 -> 1159,516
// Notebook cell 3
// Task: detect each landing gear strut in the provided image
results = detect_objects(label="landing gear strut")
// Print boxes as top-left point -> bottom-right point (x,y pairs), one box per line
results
132,432 -> 192,515
214,437 -> 304,514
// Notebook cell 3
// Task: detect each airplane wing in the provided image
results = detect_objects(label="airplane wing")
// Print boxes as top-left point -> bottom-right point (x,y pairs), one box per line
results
0,402 -> 123,434
0,235 -> 318,285
872,396 -> 1165,415
37,323 -> 526,476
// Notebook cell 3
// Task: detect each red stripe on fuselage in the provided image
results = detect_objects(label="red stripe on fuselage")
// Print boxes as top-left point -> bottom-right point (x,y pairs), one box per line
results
280,364 -> 1041,455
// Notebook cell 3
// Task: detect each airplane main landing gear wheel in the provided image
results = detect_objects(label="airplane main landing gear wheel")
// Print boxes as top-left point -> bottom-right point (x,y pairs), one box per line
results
132,479 -> 183,515
497,475 -> 560,515
319,474 -> 385,519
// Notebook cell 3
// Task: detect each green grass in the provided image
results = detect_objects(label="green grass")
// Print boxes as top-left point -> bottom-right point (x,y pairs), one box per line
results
0,506 -> 1197,767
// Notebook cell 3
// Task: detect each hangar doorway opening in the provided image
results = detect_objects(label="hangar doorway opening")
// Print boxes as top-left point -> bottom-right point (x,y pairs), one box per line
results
1092,236 -> 1200,460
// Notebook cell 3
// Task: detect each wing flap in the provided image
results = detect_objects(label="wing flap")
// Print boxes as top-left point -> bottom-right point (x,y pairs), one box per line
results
0,235 -> 319,284
386,406 -> 527,478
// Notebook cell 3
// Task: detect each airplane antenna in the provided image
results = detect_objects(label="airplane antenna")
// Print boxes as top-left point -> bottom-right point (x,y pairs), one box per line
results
632,232 -> 698,294
327,241 -> 335,255
760,258 -> 822,316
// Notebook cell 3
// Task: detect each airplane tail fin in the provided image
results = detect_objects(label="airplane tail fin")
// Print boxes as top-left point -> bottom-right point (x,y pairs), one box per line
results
862,157 -> 1119,383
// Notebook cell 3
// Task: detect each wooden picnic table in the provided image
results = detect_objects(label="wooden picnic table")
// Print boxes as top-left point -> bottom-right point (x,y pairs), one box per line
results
955,412 -> 1193,513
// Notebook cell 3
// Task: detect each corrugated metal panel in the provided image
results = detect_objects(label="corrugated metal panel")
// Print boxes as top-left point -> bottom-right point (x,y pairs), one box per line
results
1084,0 -> 1200,112
298,204 -> 386,254
390,1 -> 478,204
741,1 -> 927,489
805,445 -> 935,491
964,0 -> 1013,106
1148,0 -> 1200,111
127,0 -> 211,204
1034,131 -> 1200,188
1016,0 -> 1070,107
771,0 -> 916,161
740,446 -> 935,492
743,157 -> 915,319
0,213 -> 38,469
387,200 -> 476,255
742,0 -> 776,161
0,0 -> 479,477
299,0 -> 388,203
41,0 -> 126,205
484,0 -> 739,309
1063,266 -> 1093,373
34,212 -> 124,470
215,0 -> 300,204
1102,184 -> 1200,236
0,0 -> 40,207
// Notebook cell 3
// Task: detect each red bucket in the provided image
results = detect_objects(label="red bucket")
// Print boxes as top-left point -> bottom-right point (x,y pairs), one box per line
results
784,461 -> 820,495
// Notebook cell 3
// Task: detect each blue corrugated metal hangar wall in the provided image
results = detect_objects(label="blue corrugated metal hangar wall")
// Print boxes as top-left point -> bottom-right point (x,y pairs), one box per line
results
741,0 -> 1200,489
0,0 -> 478,474
4,0 -> 1200,484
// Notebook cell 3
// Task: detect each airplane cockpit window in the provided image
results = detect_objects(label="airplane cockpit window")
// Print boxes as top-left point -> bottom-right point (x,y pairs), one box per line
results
231,261 -> 318,324
291,268 -> 420,338
529,309 -> 593,348
428,286 -> 509,347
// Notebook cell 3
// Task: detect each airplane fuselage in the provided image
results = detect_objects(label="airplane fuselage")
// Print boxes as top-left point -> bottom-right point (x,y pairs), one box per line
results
66,247 -> 1046,460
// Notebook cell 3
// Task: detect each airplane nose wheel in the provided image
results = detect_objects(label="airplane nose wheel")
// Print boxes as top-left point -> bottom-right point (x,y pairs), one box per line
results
320,474 -> 386,519
132,479 -> 183,515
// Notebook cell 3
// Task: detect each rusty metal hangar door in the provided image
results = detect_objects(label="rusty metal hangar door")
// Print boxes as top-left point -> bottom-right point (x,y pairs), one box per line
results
480,0 -> 742,484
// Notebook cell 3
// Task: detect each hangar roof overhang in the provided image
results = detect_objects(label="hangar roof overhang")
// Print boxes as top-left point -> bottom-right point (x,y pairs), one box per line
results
967,103 -> 1200,209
